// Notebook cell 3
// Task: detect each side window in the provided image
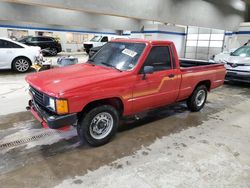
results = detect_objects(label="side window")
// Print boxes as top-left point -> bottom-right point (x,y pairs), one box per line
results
46,38 -> 54,42
101,36 -> 108,42
36,37 -> 46,42
31,37 -> 38,42
0,40 -> 23,48
40,37 -> 53,42
144,46 -> 172,72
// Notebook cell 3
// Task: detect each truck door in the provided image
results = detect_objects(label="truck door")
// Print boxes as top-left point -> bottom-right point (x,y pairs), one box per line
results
132,45 -> 179,113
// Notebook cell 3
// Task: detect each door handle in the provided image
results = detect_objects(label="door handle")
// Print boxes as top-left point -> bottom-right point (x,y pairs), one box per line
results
168,74 -> 175,78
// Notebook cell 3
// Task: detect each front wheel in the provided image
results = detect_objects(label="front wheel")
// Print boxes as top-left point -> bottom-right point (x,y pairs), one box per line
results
187,85 -> 207,112
77,105 -> 119,147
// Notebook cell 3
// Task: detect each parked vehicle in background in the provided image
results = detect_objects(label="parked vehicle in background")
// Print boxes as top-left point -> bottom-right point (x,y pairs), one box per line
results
89,46 -> 102,57
18,36 -> 62,56
0,37 -> 41,73
83,35 -> 109,54
214,44 -> 250,83
84,35 -> 129,54
26,39 -> 226,147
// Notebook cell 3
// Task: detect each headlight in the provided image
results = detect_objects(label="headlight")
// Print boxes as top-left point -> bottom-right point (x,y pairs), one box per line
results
45,97 -> 55,111
48,97 -> 55,111
46,97 -> 69,114
219,59 -> 227,64
56,99 -> 69,114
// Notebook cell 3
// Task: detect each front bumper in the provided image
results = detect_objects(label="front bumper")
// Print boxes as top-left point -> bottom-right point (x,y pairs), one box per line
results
225,71 -> 250,83
27,100 -> 77,129
83,44 -> 93,53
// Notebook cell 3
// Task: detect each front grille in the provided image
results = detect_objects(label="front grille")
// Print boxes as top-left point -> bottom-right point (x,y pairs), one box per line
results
84,44 -> 93,49
30,86 -> 45,107
227,62 -> 245,67
227,69 -> 250,73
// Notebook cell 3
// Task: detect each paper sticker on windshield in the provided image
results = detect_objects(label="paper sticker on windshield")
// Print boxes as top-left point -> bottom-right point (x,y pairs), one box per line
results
122,48 -> 137,57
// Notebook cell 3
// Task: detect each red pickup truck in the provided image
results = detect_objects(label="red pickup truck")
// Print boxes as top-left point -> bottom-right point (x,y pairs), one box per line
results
26,39 -> 226,146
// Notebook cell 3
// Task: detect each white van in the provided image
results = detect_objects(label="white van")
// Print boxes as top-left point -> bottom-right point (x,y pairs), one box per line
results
83,36 -> 109,54
83,35 -> 129,54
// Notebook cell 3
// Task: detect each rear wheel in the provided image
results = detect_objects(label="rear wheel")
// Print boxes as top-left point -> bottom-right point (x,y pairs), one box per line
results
49,48 -> 58,56
77,105 -> 119,147
187,85 -> 207,112
12,57 -> 31,73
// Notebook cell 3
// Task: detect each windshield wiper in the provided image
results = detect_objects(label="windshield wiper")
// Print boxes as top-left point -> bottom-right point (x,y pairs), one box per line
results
101,62 -> 122,72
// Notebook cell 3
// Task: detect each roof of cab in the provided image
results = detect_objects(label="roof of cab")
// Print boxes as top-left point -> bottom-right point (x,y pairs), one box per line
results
111,38 -> 174,45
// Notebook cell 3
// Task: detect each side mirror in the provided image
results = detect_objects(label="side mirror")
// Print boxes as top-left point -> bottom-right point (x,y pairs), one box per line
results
142,66 -> 154,79
230,52 -> 233,56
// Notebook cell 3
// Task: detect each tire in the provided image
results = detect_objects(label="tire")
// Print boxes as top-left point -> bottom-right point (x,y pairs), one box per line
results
187,85 -> 207,112
12,57 -> 31,73
85,49 -> 90,54
77,105 -> 119,147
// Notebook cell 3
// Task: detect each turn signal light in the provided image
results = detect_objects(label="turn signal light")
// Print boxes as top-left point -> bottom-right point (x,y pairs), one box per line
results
56,99 -> 69,114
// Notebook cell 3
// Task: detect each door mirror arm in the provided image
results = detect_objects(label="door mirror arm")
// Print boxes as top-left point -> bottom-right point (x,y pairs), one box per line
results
142,66 -> 154,80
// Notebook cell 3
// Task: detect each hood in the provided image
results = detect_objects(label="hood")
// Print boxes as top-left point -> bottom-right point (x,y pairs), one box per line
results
225,56 -> 250,65
26,63 -> 126,98
84,42 -> 95,45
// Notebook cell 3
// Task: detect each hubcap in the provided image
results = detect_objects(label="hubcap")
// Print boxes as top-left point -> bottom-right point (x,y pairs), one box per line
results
89,112 -> 113,140
15,59 -> 29,72
195,90 -> 206,107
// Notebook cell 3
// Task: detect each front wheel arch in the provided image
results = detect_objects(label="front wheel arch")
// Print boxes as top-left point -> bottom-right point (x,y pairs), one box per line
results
78,97 -> 124,120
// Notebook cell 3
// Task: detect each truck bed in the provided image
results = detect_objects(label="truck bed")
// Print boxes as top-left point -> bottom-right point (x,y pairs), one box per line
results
179,58 -> 216,68
179,58 -> 223,72
176,58 -> 226,102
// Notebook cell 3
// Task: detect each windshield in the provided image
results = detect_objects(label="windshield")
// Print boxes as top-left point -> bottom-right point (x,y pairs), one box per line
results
231,46 -> 250,57
90,36 -> 102,42
89,42 -> 146,71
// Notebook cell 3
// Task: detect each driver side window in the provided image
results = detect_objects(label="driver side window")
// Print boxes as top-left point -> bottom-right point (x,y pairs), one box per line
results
144,46 -> 172,72
101,36 -> 108,42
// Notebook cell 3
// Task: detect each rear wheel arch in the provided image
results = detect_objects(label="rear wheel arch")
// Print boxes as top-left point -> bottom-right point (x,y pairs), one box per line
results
194,80 -> 211,92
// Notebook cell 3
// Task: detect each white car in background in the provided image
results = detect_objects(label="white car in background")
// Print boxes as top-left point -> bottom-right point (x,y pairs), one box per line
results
214,45 -> 250,83
0,37 -> 41,73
